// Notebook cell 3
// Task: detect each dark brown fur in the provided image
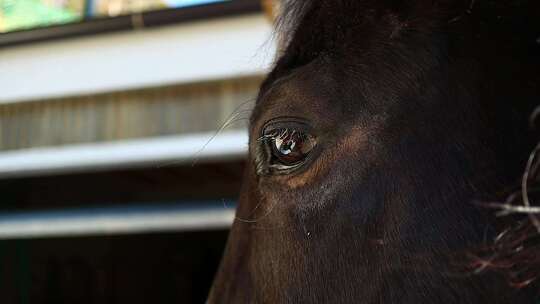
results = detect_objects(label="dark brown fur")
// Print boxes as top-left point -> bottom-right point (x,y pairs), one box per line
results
209,1 -> 540,303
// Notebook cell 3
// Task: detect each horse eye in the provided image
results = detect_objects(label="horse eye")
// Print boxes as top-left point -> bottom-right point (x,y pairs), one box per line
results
271,130 -> 315,165
258,123 -> 317,174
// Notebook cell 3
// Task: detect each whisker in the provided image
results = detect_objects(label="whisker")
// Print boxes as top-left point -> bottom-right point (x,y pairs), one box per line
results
234,197 -> 280,224
223,198 -> 275,225
191,100 -> 255,167
155,98 -> 255,169
521,141 -> 540,232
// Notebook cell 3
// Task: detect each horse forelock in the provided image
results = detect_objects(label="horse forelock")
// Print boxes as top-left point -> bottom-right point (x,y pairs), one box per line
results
263,0 -> 539,105
273,0 -> 538,61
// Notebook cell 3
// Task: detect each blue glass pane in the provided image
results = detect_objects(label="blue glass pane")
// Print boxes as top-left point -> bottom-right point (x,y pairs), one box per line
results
92,0 -> 229,17
164,0 -> 229,8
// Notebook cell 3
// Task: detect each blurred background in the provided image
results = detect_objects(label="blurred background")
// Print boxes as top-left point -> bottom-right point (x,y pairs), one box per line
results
0,0 -> 275,303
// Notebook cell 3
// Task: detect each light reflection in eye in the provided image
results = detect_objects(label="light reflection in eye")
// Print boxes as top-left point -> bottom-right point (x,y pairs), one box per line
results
275,135 -> 296,155
259,127 -> 317,172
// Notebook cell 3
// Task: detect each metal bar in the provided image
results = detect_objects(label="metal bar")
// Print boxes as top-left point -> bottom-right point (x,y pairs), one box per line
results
0,202 -> 237,240
0,130 -> 248,178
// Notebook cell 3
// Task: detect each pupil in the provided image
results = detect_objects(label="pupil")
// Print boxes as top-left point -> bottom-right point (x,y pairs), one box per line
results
276,138 -> 296,155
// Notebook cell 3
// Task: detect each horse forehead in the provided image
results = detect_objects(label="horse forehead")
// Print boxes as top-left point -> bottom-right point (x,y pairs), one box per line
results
255,66 -> 348,122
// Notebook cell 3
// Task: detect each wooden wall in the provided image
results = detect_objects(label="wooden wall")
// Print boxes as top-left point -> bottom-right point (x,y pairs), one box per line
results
0,75 -> 261,151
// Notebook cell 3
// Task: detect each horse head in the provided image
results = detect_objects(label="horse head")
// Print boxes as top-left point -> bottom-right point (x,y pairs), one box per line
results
209,1 -> 540,302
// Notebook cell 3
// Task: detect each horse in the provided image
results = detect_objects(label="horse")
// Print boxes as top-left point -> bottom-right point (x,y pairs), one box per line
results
208,0 -> 540,302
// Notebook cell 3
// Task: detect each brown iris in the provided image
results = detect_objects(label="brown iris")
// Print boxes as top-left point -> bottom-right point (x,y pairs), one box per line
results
271,129 -> 316,166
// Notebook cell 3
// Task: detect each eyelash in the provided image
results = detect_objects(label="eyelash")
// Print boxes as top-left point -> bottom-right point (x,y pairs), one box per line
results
256,128 -> 307,144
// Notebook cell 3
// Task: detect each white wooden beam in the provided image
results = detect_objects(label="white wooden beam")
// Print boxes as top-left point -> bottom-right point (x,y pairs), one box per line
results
0,202 -> 236,239
0,129 -> 248,178
0,14 -> 275,104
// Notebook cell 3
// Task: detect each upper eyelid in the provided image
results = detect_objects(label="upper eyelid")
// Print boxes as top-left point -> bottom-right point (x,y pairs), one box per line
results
260,119 -> 313,135
257,127 -> 306,143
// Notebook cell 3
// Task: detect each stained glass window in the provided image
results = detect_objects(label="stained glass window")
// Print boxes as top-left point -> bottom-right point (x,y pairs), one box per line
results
0,0 -> 230,33
0,0 -> 85,33
92,0 -> 227,17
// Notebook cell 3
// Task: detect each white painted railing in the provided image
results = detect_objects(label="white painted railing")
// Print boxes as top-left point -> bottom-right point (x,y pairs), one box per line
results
0,202 -> 237,239
0,129 -> 249,178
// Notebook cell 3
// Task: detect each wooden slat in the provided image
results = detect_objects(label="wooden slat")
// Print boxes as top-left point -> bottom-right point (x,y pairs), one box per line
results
0,76 -> 260,151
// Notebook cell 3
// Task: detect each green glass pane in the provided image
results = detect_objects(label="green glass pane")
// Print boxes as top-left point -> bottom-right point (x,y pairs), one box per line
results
0,0 -> 84,33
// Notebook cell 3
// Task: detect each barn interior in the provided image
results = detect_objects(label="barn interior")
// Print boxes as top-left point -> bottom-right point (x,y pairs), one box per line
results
0,1 -> 273,303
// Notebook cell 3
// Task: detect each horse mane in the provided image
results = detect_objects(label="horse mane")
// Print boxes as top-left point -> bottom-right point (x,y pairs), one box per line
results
274,0 -> 535,35
469,140 -> 540,290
